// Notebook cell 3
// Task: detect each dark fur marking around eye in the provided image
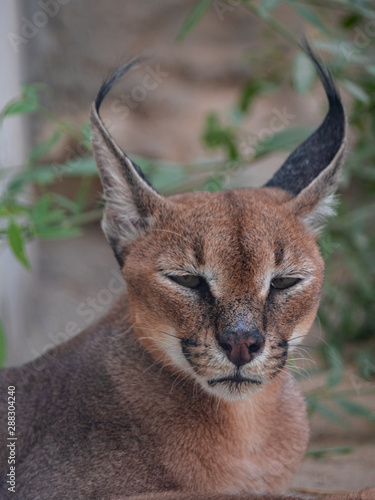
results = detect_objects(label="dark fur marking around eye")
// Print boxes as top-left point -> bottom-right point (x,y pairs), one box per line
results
197,282 -> 216,310
277,339 -> 288,349
274,245 -> 284,267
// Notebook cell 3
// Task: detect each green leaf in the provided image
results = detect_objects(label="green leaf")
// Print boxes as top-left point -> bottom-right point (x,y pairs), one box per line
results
7,220 -> 30,269
6,167 -> 57,194
35,209 -> 65,226
0,319 -> 7,368
326,345 -> 344,387
366,65 -> 375,77
336,399 -> 375,422
356,350 -> 375,380
313,40 -> 369,65
80,121 -> 92,150
30,195 -> 51,225
202,112 -> 239,161
314,401 -> 348,426
74,177 -> 93,211
178,0 -> 212,41
305,394 -> 318,417
61,156 -> 98,177
307,445 -> 352,459
342,80 -> 370,104
292,51 -> 316,94
52,193 -> 80,214
253,126 -> 312,159
1,85 -> 40,118
291,3 -> 330,35
260,0 -> 281,14
148,166 -> 188,193
258,0 -> 281,18
35,226 -> 81,240
203,175 -> 225,192
32,156 -> 98,184
238,80 -> 263,114
351,4 -> 375,20
341,12 -> 362,29
29,129 -> 62,163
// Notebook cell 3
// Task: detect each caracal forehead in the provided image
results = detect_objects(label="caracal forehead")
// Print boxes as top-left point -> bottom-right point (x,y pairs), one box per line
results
168,187 -> 303,247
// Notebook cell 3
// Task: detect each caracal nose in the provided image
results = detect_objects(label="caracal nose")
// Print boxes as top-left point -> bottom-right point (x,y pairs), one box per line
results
218,330 -> 265,367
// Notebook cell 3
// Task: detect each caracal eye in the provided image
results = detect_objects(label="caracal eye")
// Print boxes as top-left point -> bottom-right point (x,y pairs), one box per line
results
168,274 -> 203,289
271,277 -> 301,290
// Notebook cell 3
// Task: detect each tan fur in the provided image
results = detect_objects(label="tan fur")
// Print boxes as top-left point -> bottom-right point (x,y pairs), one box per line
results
1,55 -> 374,500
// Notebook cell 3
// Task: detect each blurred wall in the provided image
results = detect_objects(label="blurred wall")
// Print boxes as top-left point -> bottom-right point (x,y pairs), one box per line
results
0,1 -> 35,366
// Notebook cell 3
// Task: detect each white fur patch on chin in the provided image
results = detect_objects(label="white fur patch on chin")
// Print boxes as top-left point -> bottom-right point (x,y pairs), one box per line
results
201,380 -> 263,401
155,329 -> 268,401
159,340 -> 263,401
288,328 -> 307,352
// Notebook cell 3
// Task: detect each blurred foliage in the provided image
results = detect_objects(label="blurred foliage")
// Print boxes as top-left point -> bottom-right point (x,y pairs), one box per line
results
306,445 -> 353,459
288,345 -> 375,428
0,0 -> 374,431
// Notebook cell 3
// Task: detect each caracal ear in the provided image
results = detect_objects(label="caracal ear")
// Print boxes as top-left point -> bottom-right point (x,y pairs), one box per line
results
90,60 -> 166,266
265,43 -> 347,234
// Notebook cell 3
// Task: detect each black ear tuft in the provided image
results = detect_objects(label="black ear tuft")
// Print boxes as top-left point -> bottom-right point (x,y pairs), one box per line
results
90,59 -> 166,266
93,59 -> 157,194
265,42 -> 346,196
95,61 -> 141,112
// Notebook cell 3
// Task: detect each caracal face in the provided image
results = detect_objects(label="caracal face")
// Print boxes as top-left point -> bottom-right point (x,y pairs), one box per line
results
124,187 -> 324,400
90,47 -> 346,403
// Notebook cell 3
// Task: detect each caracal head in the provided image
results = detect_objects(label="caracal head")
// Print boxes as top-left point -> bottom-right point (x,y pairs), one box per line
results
90,46 -> 347,401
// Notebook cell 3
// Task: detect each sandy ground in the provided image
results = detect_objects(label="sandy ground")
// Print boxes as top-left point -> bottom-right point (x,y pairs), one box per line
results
291,384 -> 375,497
